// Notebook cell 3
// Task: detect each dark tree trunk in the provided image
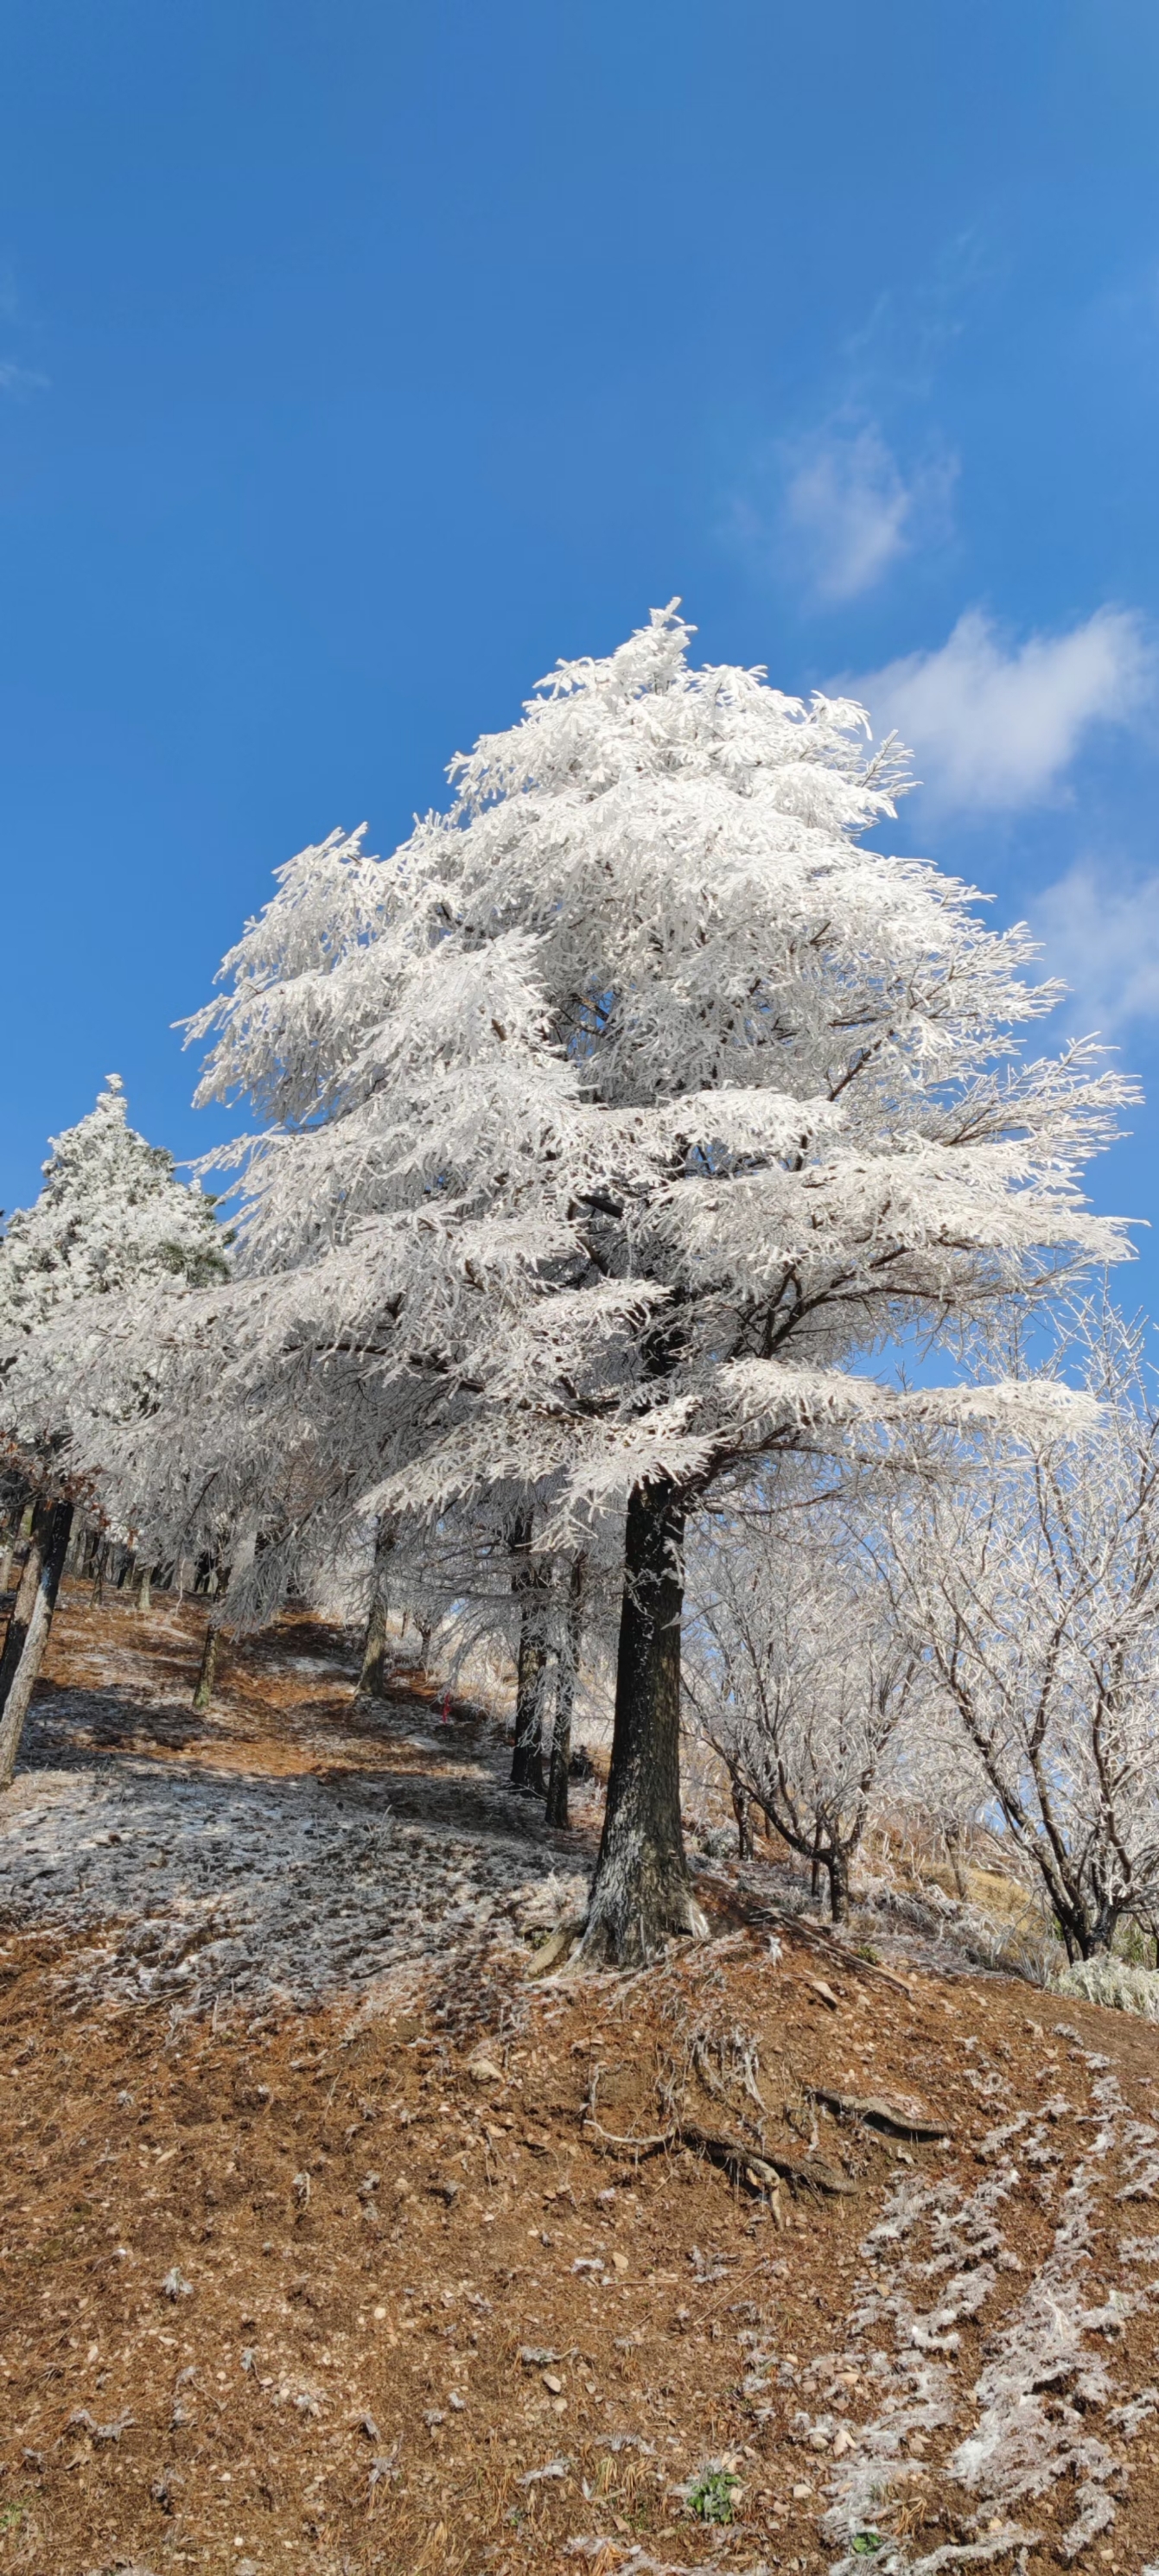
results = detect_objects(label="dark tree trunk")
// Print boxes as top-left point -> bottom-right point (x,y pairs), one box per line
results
357,1521 -> 396,1700
510,1510 -> 548,1797
92,1538 -> 108,1606
546,1553 -> 585,1830
192,1621 -> 220,1711
0,1498 -> 73,1789
826,1848 -> 850,1924
811,1823 -> 823,1901
581,1478 -> 705,1966
731,1777 -> 754,1860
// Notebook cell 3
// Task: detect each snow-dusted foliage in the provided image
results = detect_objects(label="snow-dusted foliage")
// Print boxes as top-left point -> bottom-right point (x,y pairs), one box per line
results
86,601 -> 1128,1552
5,608 -> 1137,1953
890,1307 -> 1159,1961
1056,1956 -> 1159,2020
0,1076 -> 226,1350
685,1480 -> 925,1918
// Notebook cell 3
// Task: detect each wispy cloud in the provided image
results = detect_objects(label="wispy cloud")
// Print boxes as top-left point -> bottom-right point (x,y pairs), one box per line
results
0,359 -> 48,397
1035,863 -> 1159,1034
785,424 -> 936,601
729,419 -> 956,606
853,607 -> 1153,811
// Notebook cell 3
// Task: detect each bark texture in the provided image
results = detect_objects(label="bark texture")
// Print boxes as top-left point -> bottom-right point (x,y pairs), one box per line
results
357,1521 -> 396,1699
545,1553 -> 585,1830
0,1498 -> 73,1789
192,1622 -> 221,1711
581,1479 -> 705,1966
510,1510 -> 548,1797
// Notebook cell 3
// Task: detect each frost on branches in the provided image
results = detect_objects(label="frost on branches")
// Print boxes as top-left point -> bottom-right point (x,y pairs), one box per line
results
0,1075 -> 226,1347
891,1306 -> 1159,1962
685,1485 -> 925,1922
0,1078 -> 228,1787
24,608 -> 1137,1962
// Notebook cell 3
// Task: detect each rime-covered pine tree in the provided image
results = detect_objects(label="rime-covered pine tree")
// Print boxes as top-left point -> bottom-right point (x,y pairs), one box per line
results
0,1078 -> 227,1784
16,612 -> 1137,1956
0,1075 -> 226,1341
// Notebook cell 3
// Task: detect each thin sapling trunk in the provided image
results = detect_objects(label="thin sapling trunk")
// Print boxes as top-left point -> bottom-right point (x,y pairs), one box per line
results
357,1520 -> 396,1700
511,1509 -> 548,1797
546,1552 -> 585,1830
192,1621 -> 221,1711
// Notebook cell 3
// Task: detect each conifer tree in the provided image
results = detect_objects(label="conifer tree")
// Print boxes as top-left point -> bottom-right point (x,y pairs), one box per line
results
0,1078 -> 227,1784
12,616 -> 1137,1957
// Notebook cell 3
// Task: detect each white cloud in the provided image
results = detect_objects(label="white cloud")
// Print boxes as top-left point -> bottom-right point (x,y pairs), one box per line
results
781,423 -> 953,602
856,606 -> 1153,811
1035,863 -> 1159,1035
0,359 -> 47,397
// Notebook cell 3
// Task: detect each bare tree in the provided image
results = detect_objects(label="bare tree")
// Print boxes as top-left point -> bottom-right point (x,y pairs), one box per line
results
890,1306 -> 1159,1961
685,1489 -> 922,1921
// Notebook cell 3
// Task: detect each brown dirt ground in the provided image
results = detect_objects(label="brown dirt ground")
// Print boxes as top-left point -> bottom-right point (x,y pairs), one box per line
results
3,1594 -> 1159,2576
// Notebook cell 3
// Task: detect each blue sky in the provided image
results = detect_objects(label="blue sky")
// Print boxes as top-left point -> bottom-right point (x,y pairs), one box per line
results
2,0 -> 1158,1304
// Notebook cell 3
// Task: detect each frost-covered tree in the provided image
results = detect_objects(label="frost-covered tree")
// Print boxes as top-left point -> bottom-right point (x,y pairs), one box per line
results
11,612 -> 1136,1957
0,1078 -> 227,1785
685,1488 -> 923,1919
0,1076 -> 226,1341
889,1307 -> 1159,1961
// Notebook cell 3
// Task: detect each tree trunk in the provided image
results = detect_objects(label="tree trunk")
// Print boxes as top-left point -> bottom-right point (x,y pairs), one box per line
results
946,1824 -> 968,1902
357,1521 -> 396,1700
811,1823 -> 823,1901
137,1564 -> 152,1613
731,1776 -> 754,1860
0,1498 -> 73,1789
546,1553 -> 585,1830
581,1478 -> 706,1966
826,1848 -> 850,1924
92,1538 -> 108,1606
192,1621 -> 220,1711
510,1510 -> 548,1797
0,1533 -> 14,1597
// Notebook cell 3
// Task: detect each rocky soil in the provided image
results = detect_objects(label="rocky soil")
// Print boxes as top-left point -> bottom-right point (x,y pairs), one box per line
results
3,1587 -> 1159,2576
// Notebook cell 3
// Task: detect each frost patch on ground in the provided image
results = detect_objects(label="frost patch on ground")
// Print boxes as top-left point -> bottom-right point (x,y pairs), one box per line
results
821,2049 -> 1153,2573
0,1745 -> 586,2014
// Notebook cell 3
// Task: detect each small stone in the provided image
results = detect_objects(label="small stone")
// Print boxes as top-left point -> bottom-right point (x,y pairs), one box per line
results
792,2481 -> 812,2499
467,2056 -> 503,2086
612,2251 -> 629,2274
542,2371 -> 564,2395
